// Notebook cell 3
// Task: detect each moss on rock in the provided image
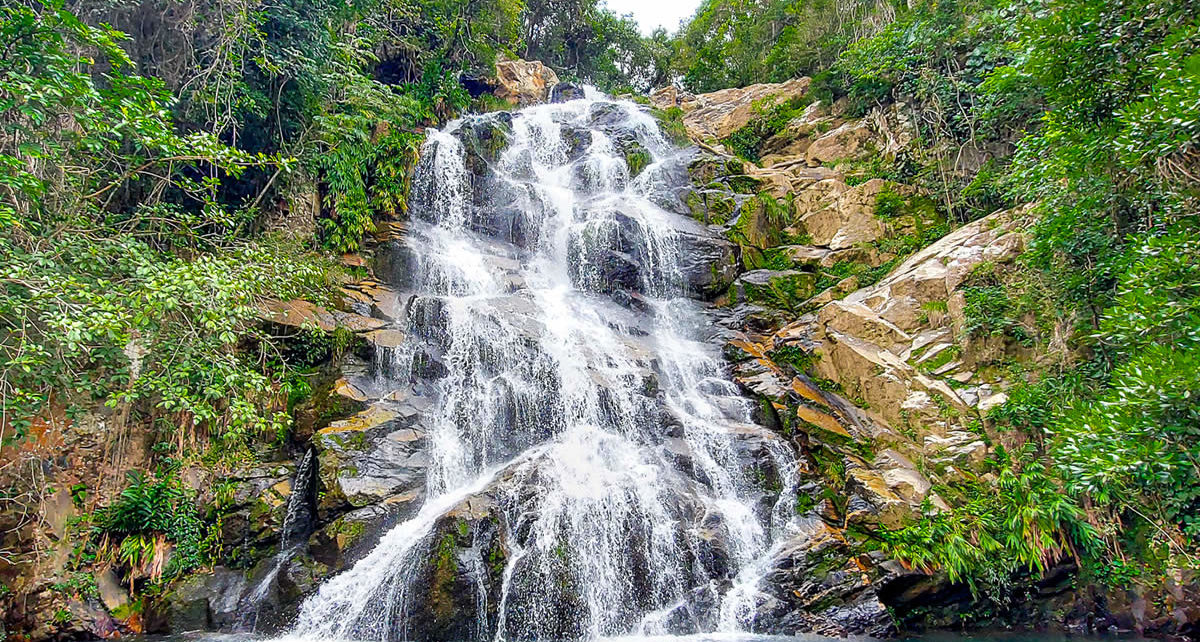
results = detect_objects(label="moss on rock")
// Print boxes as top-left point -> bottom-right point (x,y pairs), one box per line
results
735,269 -> 819,310
625,145 -> 651,177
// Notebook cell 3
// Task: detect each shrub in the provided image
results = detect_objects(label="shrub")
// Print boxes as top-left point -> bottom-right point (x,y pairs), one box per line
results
882,447 -> 1098,594
94,471 -> 210,582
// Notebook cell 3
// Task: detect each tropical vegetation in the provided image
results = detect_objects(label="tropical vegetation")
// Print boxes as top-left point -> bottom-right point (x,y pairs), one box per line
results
1,0 -> 1198,631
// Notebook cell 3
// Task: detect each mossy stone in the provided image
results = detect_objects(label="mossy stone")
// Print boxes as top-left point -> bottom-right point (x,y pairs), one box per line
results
737,269 -> 819,310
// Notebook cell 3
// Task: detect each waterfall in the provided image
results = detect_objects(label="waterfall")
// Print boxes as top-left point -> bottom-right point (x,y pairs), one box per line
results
242,449 -> 317,630
287,94 -> 803,641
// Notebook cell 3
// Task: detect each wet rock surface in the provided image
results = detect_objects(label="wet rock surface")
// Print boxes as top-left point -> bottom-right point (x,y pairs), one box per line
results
654,77 -> 1200,639
15,73 -> 1190,642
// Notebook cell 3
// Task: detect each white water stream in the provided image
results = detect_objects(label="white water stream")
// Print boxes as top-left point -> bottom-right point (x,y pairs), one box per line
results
285,93 -> 803,641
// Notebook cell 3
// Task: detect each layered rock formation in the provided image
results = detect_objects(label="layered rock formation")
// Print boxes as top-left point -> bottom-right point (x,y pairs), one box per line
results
6,66 -> 1195,642
659,77 -> 1200,638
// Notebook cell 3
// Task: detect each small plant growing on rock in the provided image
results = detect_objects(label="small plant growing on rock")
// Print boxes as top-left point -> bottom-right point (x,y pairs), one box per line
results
874,188 -> 907,219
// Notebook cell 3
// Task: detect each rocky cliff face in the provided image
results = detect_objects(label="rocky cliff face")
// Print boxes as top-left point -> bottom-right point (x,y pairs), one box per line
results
5,71 -> 1196,642
655,78 -> 1200,638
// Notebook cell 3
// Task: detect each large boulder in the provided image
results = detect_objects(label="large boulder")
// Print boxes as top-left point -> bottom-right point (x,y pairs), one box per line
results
493,59 -> 560,106
680,79 -> 810,141
648,85 -> 696,112
402,493 -> 509,642
162,568 -> 248,632
748,520 -> 895,637
550,82 -> 586,103
313,398 -> 431,514
804,120 -> 877,167
791,179 -> 938,256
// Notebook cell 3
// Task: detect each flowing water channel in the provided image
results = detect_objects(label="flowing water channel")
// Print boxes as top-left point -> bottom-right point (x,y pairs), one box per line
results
285,92 -> 805,641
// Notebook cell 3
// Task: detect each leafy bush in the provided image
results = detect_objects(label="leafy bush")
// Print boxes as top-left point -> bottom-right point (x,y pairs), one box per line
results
883,448 -> 1098,593
0,3 -> 345,455
652,107 -> 691,146
94,470 -> 209,581
1,233 -> 338,449
309,57 -> 449,252
1052,226 -> 1200,543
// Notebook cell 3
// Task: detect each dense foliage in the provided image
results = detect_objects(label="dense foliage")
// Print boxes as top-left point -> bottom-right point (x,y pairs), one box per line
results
0,0 -> 667,602
3,0 -> 1198,623
0,2 -> 336,453
92,470 -> 210,583
666,0 -> 1200,599
672,0 -> 897,92
523,0 -> 672,90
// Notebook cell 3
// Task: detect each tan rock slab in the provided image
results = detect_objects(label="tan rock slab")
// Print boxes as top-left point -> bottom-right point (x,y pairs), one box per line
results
682,78 -> 810,141
364,328 -> 405,350
494,59 -> 560,106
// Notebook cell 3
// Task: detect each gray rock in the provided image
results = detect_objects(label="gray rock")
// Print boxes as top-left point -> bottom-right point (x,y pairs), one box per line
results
94,569 -> 129,613
750,521 -> 895,637
163,568 -> 247,632
674,224 -> 740,299
550,82 -> 586,103
314,402 -> 430,510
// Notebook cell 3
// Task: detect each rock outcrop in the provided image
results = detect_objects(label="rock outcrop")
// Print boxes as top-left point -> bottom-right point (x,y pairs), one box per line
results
662,76 -> 1200,638
676,79 -> 809,141
493,59 -> 560,106
809,206 -> 1030,447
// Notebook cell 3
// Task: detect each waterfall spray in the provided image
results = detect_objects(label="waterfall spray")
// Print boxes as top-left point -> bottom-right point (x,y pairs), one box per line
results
287,93 -> 803,641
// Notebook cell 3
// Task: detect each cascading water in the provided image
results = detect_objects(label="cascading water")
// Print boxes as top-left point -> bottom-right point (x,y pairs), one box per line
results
288,92 -> 803,641
242,449 -> 317,630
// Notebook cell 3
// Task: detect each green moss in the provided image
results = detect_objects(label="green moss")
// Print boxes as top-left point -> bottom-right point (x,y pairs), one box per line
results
795,492 -> 818,515
624,145 -> 651,177
690,191 -> 738,225
768,344 -> 818,374
874,188 -> 907,219
812,376 -> 843,395
430,530 -> 461,621
689,155 -> 744,184
720,175 -> 759,194
755,247 -> 795,270
328,430 -> 369,451
726,194 -> 790,267
684,191 -> 705,222
109,598 -> 142,620
464,119 -> 511,165
741,271 -> 818,310
486,539 -> 507,579
706,192 -> 737,224
919,344 -> 963,373
651,106 -> 690,146
339,519 -> 365,540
